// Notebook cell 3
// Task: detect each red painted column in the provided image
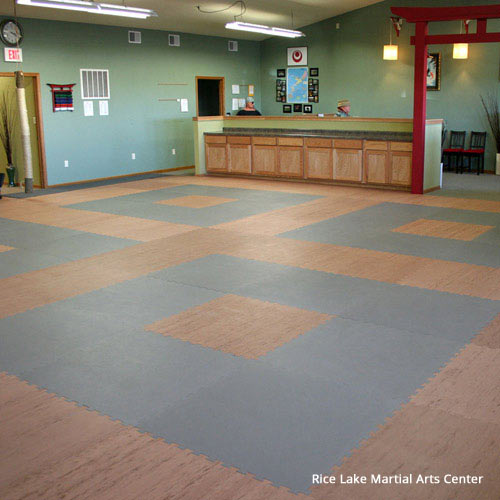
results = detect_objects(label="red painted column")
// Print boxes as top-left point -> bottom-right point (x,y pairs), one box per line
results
411,21 -> 428,194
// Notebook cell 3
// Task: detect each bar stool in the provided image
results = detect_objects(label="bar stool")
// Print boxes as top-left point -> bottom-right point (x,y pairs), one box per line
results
442,130 -> 466,172
462,131 -> 487,175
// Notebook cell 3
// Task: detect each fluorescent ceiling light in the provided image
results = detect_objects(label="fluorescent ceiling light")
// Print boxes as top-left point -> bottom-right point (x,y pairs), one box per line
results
225,21 -> 304,38
17,0 -> 158,19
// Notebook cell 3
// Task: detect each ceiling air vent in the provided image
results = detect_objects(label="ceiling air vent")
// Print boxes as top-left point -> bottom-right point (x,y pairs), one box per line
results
168,34 -> 180,47
228,40 -> 238,52
128,31 -> 141,44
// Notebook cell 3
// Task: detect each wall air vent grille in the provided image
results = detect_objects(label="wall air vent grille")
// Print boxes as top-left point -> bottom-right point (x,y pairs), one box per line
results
128,31 -> 141,44
168,34 -> 180,46
228,40 -> 238,52
80,69 -> 110,99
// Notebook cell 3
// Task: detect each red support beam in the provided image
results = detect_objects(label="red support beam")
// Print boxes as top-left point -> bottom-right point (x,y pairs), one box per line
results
391,5 -> 500,22
411,21 -> 428,195
411,32 -> 500,45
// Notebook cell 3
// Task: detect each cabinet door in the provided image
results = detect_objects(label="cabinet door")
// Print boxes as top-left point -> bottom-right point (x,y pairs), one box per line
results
364,150 -> 388,184
228,144 -> 252,174
278,146 -> 303,178
390,152 -> 412,186
206,143 -> 227,172
305,147 -> 333,180
333,148 -> 362,182
253,145 -> 277,176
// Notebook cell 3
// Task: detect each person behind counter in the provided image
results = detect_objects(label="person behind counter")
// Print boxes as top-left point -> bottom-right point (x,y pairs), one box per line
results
334,99 -> 351,117
237,97 -> 262,116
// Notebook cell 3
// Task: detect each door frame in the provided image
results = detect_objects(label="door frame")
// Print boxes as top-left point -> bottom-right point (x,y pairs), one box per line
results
195,76 -> 225,117
0,72 -> 47,188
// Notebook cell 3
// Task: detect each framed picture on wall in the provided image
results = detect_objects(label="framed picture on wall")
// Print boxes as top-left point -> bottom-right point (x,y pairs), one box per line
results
283,104 -> 292,113
427,52 -> 441,91
277,69 -> 286,77
310,68 -> 319,77
293,104 -> 303,112
304,104 -> 312,113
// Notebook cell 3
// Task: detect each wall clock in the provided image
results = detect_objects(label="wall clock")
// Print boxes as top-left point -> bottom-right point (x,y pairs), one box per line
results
0,19 -> 24,47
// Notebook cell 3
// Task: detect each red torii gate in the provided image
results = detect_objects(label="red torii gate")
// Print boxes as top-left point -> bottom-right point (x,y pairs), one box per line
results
391,4 -> 500,194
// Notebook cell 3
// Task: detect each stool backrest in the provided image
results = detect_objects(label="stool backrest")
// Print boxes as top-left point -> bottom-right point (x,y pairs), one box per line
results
449,130 -> 466,148
469,131 -> 486,150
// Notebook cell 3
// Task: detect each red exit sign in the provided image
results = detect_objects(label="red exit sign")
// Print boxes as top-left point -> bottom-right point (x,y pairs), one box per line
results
4,48 -> 23,62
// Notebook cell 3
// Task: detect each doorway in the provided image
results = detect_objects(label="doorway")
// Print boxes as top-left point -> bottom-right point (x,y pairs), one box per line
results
196,76 -> 225,117
0,72 -> 46,188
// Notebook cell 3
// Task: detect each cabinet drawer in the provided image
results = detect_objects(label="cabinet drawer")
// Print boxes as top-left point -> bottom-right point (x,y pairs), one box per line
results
334,139 -> 362,149
278,137 -> 304,147
205,135 -> 226,144
305,137 -> 333,148
364,140 -> 388,151
252,136 -> 277,146
390,141 -> 413,152
227,136 -> 251,145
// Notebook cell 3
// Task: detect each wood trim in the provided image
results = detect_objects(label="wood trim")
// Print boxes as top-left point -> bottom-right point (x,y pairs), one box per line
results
48,166 -> 194,187
223,115 -> 413,123
193,116 -> 225,121
195,76 -> 225,117
425,119 -> 444,124
423,185 -> 441,193
0,72 -> 48,188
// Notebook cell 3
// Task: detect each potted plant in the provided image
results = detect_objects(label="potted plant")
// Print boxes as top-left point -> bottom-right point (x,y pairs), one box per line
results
480,93 -> 500,175
0,90 -> 17,186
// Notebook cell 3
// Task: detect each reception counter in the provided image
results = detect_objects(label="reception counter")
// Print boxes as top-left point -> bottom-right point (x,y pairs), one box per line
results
193,116 -> 443,192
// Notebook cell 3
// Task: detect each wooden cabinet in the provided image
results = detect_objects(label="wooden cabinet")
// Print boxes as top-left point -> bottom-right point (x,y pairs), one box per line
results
206,135 -> 227,172
203,134 -> 412,190
389,152 -> 412,186
305,138 -> 333,180
278,137 -> 303,178
333,148 -> 363,182
252,137 -> 277,176
227,136 -> 252,174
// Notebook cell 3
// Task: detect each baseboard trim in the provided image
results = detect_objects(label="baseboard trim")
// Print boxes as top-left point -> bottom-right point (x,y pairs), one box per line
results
423,185 -> 441,194
47,166 -> 194,188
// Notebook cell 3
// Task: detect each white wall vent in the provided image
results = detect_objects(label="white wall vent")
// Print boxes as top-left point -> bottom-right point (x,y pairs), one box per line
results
228,40 -> 238,52
128,31 -> 141,44
80,69 -> 110,99
168,34 -> 180,47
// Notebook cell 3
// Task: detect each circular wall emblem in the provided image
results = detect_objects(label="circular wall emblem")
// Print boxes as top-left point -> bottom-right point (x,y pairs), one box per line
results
292,50 -> 302,62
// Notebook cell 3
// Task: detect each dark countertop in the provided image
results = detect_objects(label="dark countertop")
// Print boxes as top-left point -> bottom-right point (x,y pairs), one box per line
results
205,128 -> 413,142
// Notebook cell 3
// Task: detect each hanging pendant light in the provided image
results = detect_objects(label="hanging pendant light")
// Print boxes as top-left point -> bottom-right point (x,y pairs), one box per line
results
383,17 -> 402,60
453,20 -> 469,59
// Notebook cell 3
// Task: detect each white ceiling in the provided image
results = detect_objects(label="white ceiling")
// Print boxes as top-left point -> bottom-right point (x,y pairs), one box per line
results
0,0 -> 383,41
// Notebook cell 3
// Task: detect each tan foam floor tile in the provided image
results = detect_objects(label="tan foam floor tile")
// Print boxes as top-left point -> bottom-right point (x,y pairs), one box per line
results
146,294 -> 333,358
0,228 -> 222,318
393,218 -> 494,241
410,344 -> 500,425
0,245 -> 14,252
472,313 -> 500,349
34,186 -> 151,205
119,176 -> 194,190
156,195 -> 238,208
0,373 -> 305,500
214,197 -> 380,235
309,403 -> 500,500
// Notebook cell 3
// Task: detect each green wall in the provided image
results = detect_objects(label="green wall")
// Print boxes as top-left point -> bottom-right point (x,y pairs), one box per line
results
260,0 -> 500,171
0,17 -> 261,185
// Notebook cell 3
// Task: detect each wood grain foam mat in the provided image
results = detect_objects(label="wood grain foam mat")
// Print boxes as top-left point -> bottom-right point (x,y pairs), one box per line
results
0,373 -> 306,500
1,226 -> 500,320
0,198 -> 197,241
309,313 -> 500,500
146,294 -> 333,359
393,218 -> 494,241
0,245 -> 15,253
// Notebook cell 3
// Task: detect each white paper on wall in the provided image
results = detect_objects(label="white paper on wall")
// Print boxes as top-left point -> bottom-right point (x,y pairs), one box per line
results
232,84 -> 240,94
238,98 -> 246,108
99,100 -> 109,116
180,99 -> 189,112
232,98 -> 239,111
83,101 -> 94,116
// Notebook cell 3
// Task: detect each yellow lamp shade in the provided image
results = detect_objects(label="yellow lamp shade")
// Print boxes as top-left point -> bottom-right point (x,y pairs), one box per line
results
383,44 -> 398,60
453,43 -> 468,59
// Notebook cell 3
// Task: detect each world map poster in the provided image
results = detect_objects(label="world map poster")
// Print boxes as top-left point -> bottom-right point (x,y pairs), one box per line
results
286,67 -> 308,104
